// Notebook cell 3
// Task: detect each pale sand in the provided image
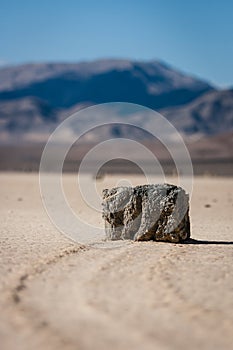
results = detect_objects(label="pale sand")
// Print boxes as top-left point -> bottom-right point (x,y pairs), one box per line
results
0,173 -> 233,350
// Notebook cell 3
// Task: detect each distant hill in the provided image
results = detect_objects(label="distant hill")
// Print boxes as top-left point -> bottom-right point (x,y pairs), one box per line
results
0,59 -> 212,109
162,89 -> 233,137
0,58 -> 232,144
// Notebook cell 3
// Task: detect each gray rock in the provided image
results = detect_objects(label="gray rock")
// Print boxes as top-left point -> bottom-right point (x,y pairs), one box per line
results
102,184 -> 190,243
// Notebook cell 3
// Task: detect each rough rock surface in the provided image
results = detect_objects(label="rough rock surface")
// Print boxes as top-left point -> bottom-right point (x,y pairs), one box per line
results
102,184 -> 190,243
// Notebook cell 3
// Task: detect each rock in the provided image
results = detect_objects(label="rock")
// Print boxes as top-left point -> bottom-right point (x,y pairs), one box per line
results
102,184 -> 190,243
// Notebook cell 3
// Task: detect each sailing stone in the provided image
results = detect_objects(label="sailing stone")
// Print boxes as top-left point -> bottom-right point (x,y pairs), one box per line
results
102,184 -> 190,243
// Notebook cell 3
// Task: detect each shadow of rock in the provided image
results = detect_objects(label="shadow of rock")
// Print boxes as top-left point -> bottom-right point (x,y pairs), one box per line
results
183,238 -> 233,245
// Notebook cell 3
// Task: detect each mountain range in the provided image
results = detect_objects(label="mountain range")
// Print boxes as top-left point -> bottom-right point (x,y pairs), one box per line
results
0,59 -> 232,143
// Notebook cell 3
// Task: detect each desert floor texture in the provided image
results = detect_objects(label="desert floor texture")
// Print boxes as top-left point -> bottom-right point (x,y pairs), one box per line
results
1,173 -> 233,350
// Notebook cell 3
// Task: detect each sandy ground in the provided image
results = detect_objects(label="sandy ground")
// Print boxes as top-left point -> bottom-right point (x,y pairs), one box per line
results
0,172 -> 233,350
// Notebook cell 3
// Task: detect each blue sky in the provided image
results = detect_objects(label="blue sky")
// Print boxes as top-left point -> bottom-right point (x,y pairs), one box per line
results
0,0 -> 232,87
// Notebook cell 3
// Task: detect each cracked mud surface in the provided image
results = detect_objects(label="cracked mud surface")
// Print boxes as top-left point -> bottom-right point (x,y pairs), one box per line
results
1,173 -> 233,350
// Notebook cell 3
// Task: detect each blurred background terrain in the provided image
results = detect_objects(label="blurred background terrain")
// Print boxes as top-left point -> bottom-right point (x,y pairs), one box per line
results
0,0 -> 232,174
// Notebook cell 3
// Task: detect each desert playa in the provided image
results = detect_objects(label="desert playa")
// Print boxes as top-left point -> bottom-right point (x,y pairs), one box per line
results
1,172 -> 233,350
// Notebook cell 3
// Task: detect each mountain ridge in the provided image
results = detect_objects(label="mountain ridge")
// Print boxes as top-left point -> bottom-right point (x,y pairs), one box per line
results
0,59 -> 213,107
1,58 -> 232,143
